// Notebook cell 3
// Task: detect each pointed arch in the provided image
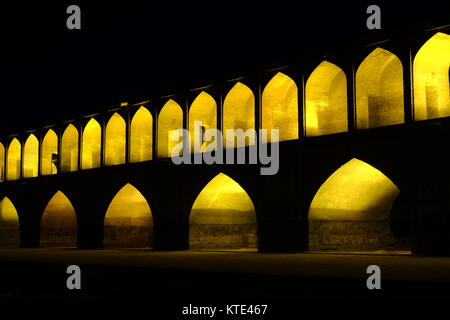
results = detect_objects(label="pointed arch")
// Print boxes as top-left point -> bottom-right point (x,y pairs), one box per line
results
0,143 -> 5,182
7,138 -> 21,181
130,106 -> 152,163
158,99 -> 183,158
189,91 -> 217,152
262,72 -> 298,142
40,191 -> 77,247
82,118 -> 101,170
308,158 -> 400,250
356,48 -> 404,129
23,134 -> 39,178
105,113 -> 126,166
0,197 -> 19,247
414,32 -> 450,120
190,173 -> 257,250
104,183 -> 153,248
41,129 -> 58,175
306,61 -> 348,136
223,82 -> 255,147
61,124 -> 79,173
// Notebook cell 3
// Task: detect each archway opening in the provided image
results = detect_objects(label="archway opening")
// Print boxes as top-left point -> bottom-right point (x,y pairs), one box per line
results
41,129 -> 58,175
414,32 -> 450,120
61,124 -> 79,173
23,134 -> 39,178
0,143 -> 4,182
104,183 -> 153,248
7,138 -> 21,181
105,113 -> 126,166
130,106 -> 152,163
308,159 -> 404,251
306,61 -> 348,136
40,191 -> 77,247
223,82 -> 255,147
158,99 -> 183,158
82,118 -> 101,170
0,197 -> 19,247
356,48 -> 404,129
189,91 -> 217,152
262,72 -> 298,142
189,173 -> 257,250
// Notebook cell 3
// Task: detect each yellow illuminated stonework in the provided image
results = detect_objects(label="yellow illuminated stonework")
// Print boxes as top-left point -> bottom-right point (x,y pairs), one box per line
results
40,191 -> 77,247
414,32 -> 450,121
130,106 -> 152,163
356,48 -> 404,129
262,72 -> 298,142
23,134 -> 39,178
190,173 -> 257,249
61,124 -> 79,173
158,99 -> 183,158
309,158 -> 400,250
41,129 -> 58,175
0,143 -> 5,182
306,61 -> 348,136
7,138 -> 21,181
82,118 -> 101,170
105,113 -> 126,166
189,91 -> 217,152
104,183 -> 153,248
0,197 -> 19,247
223,82 -> 255,147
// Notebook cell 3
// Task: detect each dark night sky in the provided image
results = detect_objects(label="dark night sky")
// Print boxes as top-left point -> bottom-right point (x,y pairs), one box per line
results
0,1 -> 449,135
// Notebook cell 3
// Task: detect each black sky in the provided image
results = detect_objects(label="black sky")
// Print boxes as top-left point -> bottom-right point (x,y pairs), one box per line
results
0,1 -> 449,135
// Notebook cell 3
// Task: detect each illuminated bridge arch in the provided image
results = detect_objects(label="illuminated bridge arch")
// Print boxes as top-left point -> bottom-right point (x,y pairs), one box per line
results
414,32 -> 450,121
103,183 -> 153,248
306,61 -> 348,136
61,124 -> 79,173
189,173 -> 257,250
130,106 -> 153,163
0,197 -> 20,247
223,82 -> 255,147
189,91 -> 217,152
23,134 -> 39,178
157,99 -> 183,158
41,129 -> 58,175
105,113 -> 126,166
40,191 -> 77,247
262,72 -> 298,142
82,118 -> 101,170
356,48 -> 404,129
308,158 -> 400,250
7,138 -> 21,181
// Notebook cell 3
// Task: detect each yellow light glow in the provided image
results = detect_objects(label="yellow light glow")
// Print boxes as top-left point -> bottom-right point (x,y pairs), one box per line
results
190,173 -> 257,249
0,143 -> 5,182
105,113 -> 126,166
40,191 -> 77,247
309,158 -> 400,221
61,124 -> 79,173
414,32 -> 450,120
23,134 -> 39,178
158,99 -> 183,158
130,106 -> 152,163
189,91 -> 217,152
356,48 -> 404,129
82,118 -> 101,170
223,82 -> 255,147
7,138 -> 21,181
41,129 -> 58,175
0,197 -> 19,247
306,61 -> 348,136
262,72 -> 298,142
104,183 -> 153,248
